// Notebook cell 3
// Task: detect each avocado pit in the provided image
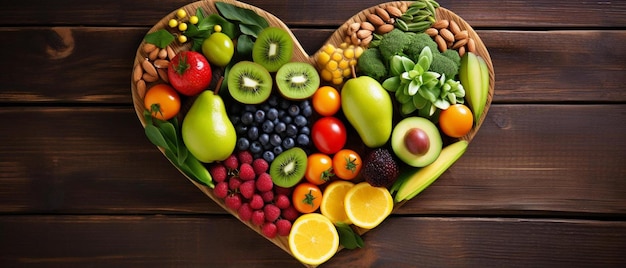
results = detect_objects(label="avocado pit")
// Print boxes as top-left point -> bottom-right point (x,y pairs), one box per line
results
404,128 -> 430,156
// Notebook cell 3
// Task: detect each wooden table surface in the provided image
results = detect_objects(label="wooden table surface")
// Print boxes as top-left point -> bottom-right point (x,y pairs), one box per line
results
1,0 -> 625,267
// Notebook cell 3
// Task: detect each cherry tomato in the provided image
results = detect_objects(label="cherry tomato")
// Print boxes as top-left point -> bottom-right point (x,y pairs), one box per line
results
305,153 -> 334,185
143,84 -> 181,120
311,116 -> 347,154
292,182 -> 322,213
332,149 -> 362,180
439,104 -> 473,138
312,86 -> 341,116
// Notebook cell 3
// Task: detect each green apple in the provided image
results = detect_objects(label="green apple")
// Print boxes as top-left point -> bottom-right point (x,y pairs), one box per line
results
202,32 -> 234,67
341,76 -> 393,148
182,90 -> 236,163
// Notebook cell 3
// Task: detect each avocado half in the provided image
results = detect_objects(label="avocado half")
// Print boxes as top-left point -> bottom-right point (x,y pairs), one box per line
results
391,117 -> 442,167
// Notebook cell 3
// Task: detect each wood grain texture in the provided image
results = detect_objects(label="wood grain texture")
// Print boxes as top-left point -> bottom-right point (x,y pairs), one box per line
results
0,0 -> 624,266
1,215 -> 625,267
1,0 -> 625,27
1,105 -> 624,216
0,28 -> 624,104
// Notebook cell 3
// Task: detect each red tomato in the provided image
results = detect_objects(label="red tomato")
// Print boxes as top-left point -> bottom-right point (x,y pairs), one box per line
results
292,182 -> 322,213
312,86 -> 341,116
439,104 -> 473,138
311,116 -> 347,154
143,84 -> 181,120
167,51 -> 212,96
305,153 -> 334,185
332,149 -> 362,180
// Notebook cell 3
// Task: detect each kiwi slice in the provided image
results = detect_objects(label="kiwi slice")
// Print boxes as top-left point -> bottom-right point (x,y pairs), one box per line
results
252,27 -> 294,72
227,61 -> 272,104
269,147 -> 307,188
275,62 -> 320,100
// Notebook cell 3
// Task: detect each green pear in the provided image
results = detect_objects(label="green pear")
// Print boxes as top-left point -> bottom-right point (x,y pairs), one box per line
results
341,76 -> 393,148
182,90 -> 236,163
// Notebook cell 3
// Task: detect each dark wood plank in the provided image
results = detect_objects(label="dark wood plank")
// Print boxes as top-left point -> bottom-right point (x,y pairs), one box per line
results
0,28 -> 625,104
1,0 -> 624,28
1,104 -> 624,216
0,215 -> 625,267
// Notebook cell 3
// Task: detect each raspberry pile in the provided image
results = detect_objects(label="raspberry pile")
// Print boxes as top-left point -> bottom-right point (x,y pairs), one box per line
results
209,150 -> 301,238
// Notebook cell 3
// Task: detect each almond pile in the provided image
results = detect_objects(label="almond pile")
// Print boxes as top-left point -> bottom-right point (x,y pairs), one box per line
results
344,4 -> 407,47
425,19 -> 476,56
133,43 -> 175,98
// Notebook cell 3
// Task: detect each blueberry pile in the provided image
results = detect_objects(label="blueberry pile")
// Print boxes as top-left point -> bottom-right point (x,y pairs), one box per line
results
229,94 -> 312,163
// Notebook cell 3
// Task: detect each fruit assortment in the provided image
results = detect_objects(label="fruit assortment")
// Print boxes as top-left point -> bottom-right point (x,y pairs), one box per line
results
131,0 -> 493,266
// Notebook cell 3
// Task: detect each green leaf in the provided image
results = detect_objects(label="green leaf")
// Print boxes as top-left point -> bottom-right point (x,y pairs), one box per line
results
336,223 -> 363,250
236,34 -> 255,58
413,93 -> 428,109
433,98 -> 450,110
389,55 -> 405,76
145,125 -> 170,151
400,56 -> 415,72
215,2 -> 269,29
408,80 -> 420,95
382,76 -> 401,92
401,101 -> 418,115
144,29 -> 175,49
239,24 -> 264,38
419,85 -> 438,102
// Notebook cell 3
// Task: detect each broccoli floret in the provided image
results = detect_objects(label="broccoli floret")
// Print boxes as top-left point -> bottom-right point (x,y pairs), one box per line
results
378,29 -> 413,61
404,33 -> 438,61
429,53 -> 459,79
441,49 -> 461,69
357,48 -> 387,81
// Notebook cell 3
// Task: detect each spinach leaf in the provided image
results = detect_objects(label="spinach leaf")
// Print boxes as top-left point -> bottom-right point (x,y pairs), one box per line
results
215,2 -> 269,29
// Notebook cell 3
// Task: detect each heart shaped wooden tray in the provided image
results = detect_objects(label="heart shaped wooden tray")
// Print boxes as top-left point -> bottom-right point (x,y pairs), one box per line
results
130,0 -> 494,266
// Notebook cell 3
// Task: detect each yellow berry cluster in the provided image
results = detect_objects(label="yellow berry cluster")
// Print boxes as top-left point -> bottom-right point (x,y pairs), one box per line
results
316,43 -> 364,85
167,9 -> 199,43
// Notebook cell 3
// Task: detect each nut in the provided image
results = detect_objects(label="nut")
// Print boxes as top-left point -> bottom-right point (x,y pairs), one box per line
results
375,7 -> 391,23
148,47 -> 159,61
452,38 -> 469,49
366,13 -> 385,27
439,28 -> 455,43
449,20 -> 461,35
360,21 -> 375,32
143,43 -> 156,54
136,79 -> 147,99
386,6 -> 403,18
454,30 -> 469,40
158,48 -> 168,59
458,46 -> 466,57
133,63 -> 143,82
153,59 -> 170,69
433,20 -> 449,29
357,29 -> 372,39
157,68 -> 169,83
467,38 -> 476,53
166,46 -> 176,60
347,22 -> 360,35
376,23 -> 395,34
434,35 -> 447,52
361,35 -> 373,46
425,28 -> 438,37
141,58 -> 158,77
142,72 -> 159,83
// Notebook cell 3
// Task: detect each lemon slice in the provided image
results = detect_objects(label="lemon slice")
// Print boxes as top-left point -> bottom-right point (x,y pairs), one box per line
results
288,213 -> 339,266
344,182 -> 393,229
320,180 -> 354,224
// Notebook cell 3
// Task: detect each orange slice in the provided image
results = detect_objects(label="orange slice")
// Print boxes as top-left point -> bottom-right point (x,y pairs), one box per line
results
344,182 -> 393,229
288,213 -> 339,266
320,180 -> 354,224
